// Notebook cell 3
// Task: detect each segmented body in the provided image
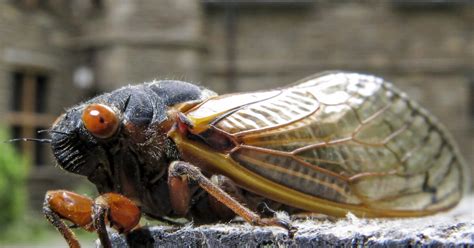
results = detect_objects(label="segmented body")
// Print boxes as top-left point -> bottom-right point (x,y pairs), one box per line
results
179,72 -> 469,214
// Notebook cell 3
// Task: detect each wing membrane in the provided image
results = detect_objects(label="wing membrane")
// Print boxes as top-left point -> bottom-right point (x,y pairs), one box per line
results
184,72 -> 468,213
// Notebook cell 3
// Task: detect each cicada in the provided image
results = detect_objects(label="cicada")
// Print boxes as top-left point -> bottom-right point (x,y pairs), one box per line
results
43,72 -> 470,248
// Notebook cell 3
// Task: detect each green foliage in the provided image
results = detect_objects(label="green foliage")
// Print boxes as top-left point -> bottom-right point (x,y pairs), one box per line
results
0,128 -> 29,225
0,129 -> 97,245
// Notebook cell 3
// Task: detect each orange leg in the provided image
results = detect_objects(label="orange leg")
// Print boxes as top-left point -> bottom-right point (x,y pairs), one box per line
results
43,190 -> 141,248
168,161 -> 294,233
43,191 -> 94,248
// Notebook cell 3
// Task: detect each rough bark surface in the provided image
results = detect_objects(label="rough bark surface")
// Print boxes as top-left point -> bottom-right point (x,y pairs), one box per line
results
105,195 -> 473,247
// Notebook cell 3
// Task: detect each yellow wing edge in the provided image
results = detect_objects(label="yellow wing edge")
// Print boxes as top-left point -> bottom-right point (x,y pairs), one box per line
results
169,130 -> 455,218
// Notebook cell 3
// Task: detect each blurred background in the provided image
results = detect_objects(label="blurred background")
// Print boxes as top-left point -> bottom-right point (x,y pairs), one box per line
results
0,0 -> 472,246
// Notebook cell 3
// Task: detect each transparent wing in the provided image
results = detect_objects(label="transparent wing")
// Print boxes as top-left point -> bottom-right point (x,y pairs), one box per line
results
187,72 -> 467,212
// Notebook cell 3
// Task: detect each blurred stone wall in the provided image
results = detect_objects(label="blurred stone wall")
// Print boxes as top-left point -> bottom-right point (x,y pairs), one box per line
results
0,1 -> 472,213
71,0 -> 205,90
0,1 -> 84,213
203,2 -> 473,181
0,2 -> 78,118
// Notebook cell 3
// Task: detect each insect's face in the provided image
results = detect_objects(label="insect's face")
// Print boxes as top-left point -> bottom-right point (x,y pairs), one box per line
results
50,102 -> 123,177
49,85 -> 165,183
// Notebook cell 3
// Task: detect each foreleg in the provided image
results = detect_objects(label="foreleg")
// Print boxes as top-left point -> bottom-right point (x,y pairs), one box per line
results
43,190 -> 140,248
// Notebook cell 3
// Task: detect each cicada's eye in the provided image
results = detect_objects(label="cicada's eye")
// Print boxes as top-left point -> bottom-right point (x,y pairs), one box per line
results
82,104 -> 119,139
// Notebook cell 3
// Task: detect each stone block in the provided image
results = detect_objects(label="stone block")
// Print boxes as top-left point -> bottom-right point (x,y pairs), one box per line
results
106,194 -> 474,247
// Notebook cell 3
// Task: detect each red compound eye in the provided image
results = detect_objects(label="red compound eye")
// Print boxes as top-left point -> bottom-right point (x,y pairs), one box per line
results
82,104 -> 119,139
